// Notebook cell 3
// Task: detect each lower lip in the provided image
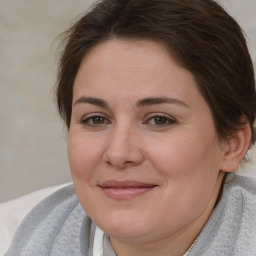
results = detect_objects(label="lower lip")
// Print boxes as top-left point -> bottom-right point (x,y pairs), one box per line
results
101,187 -> 156,200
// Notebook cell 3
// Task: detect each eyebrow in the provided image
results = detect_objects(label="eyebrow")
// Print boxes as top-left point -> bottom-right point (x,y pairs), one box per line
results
136,97 -> 190,108
73,96 -> 189,109
74,97 -> 109,108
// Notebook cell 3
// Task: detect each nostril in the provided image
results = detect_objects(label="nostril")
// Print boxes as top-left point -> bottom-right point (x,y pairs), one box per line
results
105,160 -> 135,169
106,161 -> 112,166
102,141 -> 144,168
123,161 -> 134,165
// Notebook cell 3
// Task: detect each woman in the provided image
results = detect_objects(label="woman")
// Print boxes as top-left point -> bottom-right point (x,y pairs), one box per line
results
5,0 -> 256,255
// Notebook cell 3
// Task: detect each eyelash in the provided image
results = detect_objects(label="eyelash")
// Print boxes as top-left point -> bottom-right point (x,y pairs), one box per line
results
81,114 -> 110,127
80,114 -> 177,128
144,114 -> 177,128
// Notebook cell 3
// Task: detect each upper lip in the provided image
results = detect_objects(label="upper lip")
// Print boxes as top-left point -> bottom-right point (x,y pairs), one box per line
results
99,180 -> 157,188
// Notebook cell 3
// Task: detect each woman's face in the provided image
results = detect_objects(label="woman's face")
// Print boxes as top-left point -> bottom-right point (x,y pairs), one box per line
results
68,39 -> 227,246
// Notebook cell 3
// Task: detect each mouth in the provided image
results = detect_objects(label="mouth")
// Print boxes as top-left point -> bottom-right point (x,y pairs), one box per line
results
98,180 -> 158,200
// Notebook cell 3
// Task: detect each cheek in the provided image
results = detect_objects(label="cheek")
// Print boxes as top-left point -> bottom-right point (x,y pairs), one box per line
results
67,131 -> 104,213
67,131 -> 103,179
145,131 -> 223,199
145,135 -> 206,177
146,137 -> 221,222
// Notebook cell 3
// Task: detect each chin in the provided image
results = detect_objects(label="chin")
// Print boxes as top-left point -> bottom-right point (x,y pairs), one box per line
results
96,212 -> 156,242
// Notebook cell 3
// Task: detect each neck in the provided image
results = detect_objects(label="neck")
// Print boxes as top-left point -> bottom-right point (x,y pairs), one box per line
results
109,171 -> 226,256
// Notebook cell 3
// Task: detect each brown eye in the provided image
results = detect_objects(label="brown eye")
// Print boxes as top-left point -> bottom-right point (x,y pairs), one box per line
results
146,115 -> 177,127
92,116 -> 105,124
82,115 -> 110,127
154,116 -> 169,125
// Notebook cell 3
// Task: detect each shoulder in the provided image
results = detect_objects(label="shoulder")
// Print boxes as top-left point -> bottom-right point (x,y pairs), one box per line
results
4,184 -> 94,256
0,183 -> 71,255
190,173 -> 256,255
13,183 -> 80,234
224,172 -> 256,198
221,173 -> 256,222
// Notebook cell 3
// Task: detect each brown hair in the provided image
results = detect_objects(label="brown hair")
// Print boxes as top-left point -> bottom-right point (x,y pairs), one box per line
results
56,0 -> 256,143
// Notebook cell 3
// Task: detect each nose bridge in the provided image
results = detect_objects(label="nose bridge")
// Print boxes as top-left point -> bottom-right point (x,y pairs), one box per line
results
103,120 -> 144,168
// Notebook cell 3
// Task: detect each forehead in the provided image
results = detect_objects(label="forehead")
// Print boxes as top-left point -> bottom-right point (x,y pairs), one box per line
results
75,39 -> 174,83
73,39 -> 201,103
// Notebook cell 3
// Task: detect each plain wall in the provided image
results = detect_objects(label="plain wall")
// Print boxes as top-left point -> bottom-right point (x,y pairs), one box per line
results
0,0 -> 94,202
1,0 -> 256,202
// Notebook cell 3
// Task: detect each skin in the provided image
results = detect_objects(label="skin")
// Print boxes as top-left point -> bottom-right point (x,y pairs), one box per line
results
68,39 -> 234,256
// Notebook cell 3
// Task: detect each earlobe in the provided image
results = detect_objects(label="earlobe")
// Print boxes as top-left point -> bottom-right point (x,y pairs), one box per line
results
220,122 -> 251,173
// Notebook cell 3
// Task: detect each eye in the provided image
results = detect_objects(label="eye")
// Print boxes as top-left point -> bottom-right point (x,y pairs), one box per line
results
145,115 -> 177,127
81,115 -> 110,127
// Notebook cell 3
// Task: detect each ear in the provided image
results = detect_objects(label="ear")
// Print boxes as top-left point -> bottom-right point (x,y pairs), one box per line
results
220,122 -> 251,173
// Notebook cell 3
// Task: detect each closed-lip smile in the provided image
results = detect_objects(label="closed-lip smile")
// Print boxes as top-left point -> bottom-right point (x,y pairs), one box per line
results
99,180 -> 158,200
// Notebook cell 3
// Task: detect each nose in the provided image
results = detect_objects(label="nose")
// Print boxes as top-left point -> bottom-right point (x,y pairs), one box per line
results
102,125 -> 144,169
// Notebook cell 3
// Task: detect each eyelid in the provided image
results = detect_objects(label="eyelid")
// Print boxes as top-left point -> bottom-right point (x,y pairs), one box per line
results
80,112 -> 111,126
81,111 -> 110,119
143,113 -> 177,127
145,112 -> 177,121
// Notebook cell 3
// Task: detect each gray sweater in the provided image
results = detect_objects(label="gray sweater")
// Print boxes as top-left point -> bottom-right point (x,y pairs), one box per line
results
5,173 -> 256,256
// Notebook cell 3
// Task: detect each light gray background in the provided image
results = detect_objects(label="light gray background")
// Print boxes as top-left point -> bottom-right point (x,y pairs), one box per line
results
1,0 -> 256,202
